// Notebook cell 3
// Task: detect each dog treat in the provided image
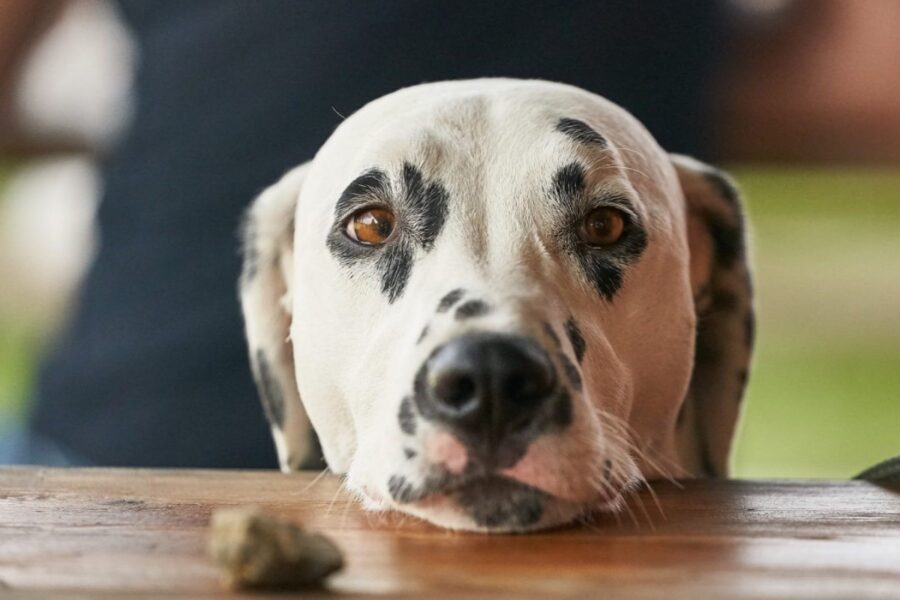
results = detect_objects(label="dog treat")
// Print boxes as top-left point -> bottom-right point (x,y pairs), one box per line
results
208,506 -> 343,589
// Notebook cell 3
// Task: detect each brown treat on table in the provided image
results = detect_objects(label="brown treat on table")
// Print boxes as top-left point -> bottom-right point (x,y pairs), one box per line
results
207,506 -> 344,590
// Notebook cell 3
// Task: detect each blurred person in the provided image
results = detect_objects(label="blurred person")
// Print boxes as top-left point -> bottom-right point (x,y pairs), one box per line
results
0,1 -> 729,468
0,0 -> 132,462
0,0 -> 132,344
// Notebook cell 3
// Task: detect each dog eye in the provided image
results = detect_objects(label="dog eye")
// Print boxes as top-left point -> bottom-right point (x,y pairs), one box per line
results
344,206 -> 396,245
579,207 -> 626,247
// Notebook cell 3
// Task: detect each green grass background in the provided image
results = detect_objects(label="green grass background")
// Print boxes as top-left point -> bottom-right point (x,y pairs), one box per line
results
1,167 -> 898,476
730,168 -> 900,478
0,163 -> 38,421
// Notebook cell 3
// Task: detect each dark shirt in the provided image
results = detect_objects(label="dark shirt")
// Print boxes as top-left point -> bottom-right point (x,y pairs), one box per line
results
30,0 -> 725,468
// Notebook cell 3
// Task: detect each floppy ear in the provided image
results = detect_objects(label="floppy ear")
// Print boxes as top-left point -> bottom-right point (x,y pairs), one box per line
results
671,155 -> 755,477
239,163 -> 316,472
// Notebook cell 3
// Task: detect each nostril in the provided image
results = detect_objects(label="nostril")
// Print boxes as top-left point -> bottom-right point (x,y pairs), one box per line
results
431,371 -> 478,412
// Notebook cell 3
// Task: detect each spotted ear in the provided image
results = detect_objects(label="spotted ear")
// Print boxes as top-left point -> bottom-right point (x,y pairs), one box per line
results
239,163 -> 316,472
671,155 -> 755,477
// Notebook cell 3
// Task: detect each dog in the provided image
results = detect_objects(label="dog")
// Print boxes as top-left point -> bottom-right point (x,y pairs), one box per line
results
239,79 -> 754,532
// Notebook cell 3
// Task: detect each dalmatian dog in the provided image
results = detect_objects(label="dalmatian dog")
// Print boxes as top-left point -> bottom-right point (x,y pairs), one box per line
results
239,79 -> 754,532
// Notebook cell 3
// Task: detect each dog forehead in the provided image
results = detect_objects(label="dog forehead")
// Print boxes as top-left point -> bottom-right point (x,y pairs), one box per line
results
305,79 -> 681,231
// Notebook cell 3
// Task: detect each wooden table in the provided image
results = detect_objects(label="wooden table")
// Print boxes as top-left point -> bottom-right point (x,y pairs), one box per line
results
1,468 -> 898,598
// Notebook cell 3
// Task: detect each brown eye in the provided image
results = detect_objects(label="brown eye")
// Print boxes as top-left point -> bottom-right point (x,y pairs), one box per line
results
344,207 -> 396,245
579,207 -> 626,247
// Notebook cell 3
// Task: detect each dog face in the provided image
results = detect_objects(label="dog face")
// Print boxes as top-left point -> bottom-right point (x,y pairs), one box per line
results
240,80 -> 754,532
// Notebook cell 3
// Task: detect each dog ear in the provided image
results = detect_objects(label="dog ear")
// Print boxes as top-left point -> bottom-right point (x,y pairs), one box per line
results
671,155 -> 755,477
239,163 -> 316,472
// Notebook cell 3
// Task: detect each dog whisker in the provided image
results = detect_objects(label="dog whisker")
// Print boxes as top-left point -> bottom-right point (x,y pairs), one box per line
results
615,165 -> 654,181
576,448 -> 651,532
595,407 -> 684,487
575,511 -> 606,533
581,152 -> 653,182
630,481 -> 657,531
630,438 -> 687,486
299,466 -> 331,494
643,479 -> 668,521
339,488 -> 354,528
324,476 -> 347,517
610,501 -> 623,529
619,488 -> 642,530
611,145 -> 648,159
585,407 -> 673,530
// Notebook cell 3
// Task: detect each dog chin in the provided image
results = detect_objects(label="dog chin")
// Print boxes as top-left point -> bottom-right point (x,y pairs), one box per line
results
396,474 -> 626,533
397,487 -> 590,533
348,470 -> 630,532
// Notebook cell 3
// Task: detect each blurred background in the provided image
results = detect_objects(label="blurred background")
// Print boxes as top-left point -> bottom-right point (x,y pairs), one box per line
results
0,0 -> 897,477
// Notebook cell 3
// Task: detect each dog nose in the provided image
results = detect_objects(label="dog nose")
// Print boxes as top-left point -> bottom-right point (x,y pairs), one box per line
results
417,334 -> 556,446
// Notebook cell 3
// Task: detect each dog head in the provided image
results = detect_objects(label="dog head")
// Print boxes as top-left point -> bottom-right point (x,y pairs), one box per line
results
239,79 -> 754,532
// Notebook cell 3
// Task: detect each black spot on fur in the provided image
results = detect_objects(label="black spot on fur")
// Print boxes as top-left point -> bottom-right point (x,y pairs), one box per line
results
744,310 -> 756,349
552,162 -> 587,201
552,390 -> 572,428
556,117 -> 608,147
693,320 -> 711,362
564,318 -> 586,363
398,397 -> 416,435
711,290 -> 739,312
455,299 -> 490,320
737,369 -> 749,402
455,477 -> 546,529
542,322 -> 561,348
403,448 -> 417,459
692,168 -> 746,270
705,212 -> 744,267
700,452 -> 716,478
702,168 -> 741,210
401,162 -> 449,251
417,325 -> 429,344
377,240 -> 414,303
238,212 -> 258,286
581,259 -> 625,300
253,350 -> 285,429
387,475 -> 419,503
603,459 -> 613,482
551,162 -> 648,300
437,288 -> 465,313
558,352 -> 582,392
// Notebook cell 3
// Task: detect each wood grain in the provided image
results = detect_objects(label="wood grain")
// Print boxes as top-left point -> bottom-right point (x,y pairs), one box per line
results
1,467 -> 898,598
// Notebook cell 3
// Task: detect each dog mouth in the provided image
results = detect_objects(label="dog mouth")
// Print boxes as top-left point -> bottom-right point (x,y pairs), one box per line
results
384,455 -> 637,531
388,468 -> 557,530
448,475 -> 549,529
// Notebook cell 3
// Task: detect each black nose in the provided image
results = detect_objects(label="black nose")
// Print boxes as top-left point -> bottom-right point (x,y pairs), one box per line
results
415,334 -> 556,449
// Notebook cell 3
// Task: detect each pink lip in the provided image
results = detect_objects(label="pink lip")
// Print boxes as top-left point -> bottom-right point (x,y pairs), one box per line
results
425,430 -> 469,475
